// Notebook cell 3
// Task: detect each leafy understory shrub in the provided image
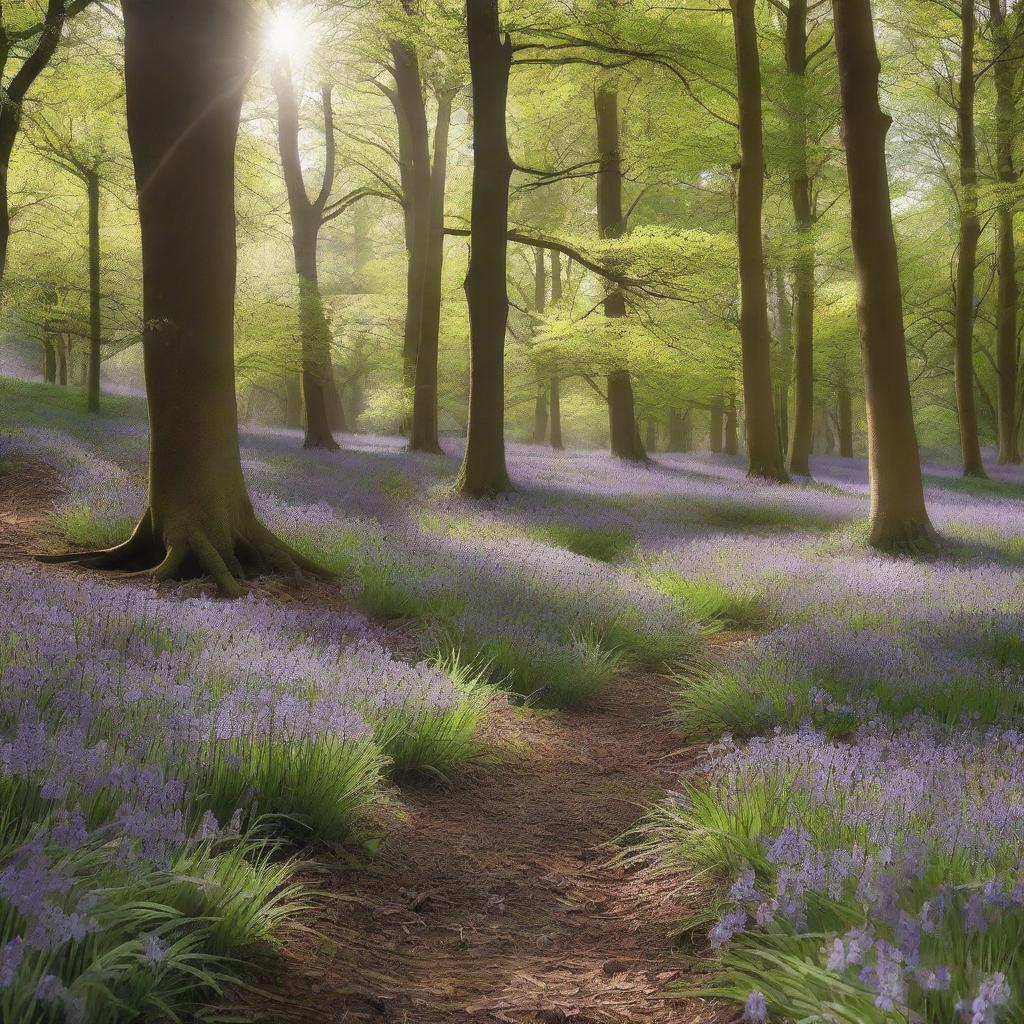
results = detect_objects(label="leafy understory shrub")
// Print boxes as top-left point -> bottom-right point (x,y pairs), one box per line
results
652,723 -> 1024,1023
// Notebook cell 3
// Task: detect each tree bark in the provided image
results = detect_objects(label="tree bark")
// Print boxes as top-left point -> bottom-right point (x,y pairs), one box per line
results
730,0 -> 787,481
86,169 -> 101,413
596,82 -> 646,461
57,337 -> 67,386
668,408 -> 693,452
832,0 -> 934,551
456,0 -> 513,497
725,392 -> 739,456
953,0 -> 987,477
773,270 -> 791,456
42,336 -> 56,383
390,38 -> 432,410
273,62 -> 341,450
710,396 -> 724,453
284,374 -> 303,429
785,0 -> 816,477
837,383 -> 853,457
548,248 -> 564,449
411,85 -> 454,454
645,418 -> 657,452
990,0 -> 1020,463
531,247 -> 548,444
41,0 -> 325,594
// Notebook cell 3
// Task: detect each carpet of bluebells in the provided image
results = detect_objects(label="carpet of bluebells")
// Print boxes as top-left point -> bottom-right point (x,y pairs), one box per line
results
7,378 -> 1024,1021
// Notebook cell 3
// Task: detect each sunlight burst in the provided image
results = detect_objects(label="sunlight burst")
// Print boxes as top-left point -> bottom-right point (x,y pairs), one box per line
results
266,8 -> 308,61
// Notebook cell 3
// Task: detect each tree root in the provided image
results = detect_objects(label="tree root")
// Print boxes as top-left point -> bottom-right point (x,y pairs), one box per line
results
37,509 -> 334,597
868,517 -> 940,558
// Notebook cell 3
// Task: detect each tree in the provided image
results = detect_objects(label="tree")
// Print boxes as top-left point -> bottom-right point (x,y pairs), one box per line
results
952,0 -> 987,477
595,79 -> 646,461
41,0 -> 323,594
782,0 -> 821,476
272,54 -> 345,450
456,0 -> 513,497
410,78 -> 457,453
988,0 -> 1021,463
730,0 -> 788,481
0,0 -> 91,291
548,247 -> 564,449
832,0 -> 934,551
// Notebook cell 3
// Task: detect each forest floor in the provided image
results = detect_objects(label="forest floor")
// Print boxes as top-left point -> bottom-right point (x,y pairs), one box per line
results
1,455 -> 731,1024
242,671 -> 726,1024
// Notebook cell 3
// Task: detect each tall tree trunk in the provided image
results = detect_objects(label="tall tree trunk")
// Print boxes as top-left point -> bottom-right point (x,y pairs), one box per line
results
41,0 -> 323,594
837,383 -> 853,457
953,0 -> 987,477
668,408 -> 693,452
410,86 -> 454,454
273,65 -> 341,450
57,337 -> 67,385
645,418 -> 657,452
284,374 -> 303,429
773,270 -> 791,457
42,336 -> 56,383
725,392 -> 739,455
86,169 -> 101,414
531,247 -> 548,444
730,0 -> 787,481
596,82 -> 646,461
710,396 -> 724,453
390,38 -> 432,414
548,248 -> 564,449
785,0 -> 817,478
990,0 -> 1020,464
457,0 -> 512,497
832,0 -> 934,551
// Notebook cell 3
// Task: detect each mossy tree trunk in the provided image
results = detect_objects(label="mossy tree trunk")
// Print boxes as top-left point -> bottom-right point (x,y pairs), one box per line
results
953,0 -> 987,478
41,0 -> 326,595
596,82 -> 645,462
731,0 -> 787,481
833,0 -> 934,552
457,0 -> 513,497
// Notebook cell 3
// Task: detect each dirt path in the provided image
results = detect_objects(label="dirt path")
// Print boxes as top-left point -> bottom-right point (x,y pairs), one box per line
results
247,674 -> 725,1024
1,459 -> 726,1024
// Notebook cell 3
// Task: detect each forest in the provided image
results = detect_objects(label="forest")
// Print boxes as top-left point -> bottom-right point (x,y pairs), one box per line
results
2,0 -> 1024,1021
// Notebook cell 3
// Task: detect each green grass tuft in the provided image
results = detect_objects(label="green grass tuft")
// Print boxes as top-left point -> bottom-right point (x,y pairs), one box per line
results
529,523 -> 636,563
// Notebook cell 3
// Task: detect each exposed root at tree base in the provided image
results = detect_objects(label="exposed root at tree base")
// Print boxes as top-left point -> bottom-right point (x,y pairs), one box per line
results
37,509 -> 333,597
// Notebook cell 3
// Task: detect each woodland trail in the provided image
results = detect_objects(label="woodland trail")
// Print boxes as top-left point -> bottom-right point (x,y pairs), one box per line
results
1,459 -> 729,1024
244,673 -> 728,1024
